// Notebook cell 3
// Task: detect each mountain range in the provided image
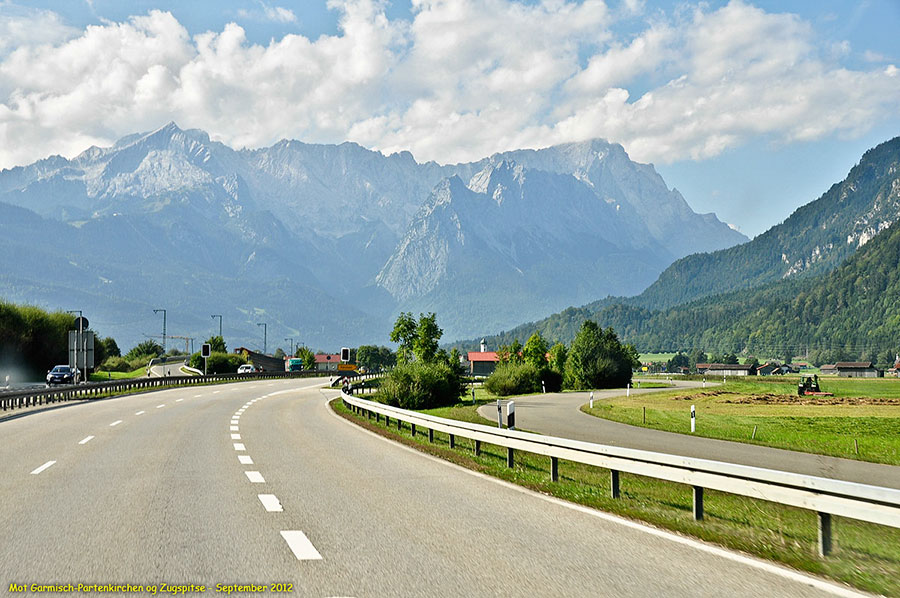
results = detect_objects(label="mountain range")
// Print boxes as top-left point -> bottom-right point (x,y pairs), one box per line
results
466,136 -> 900,360
0,123 -> 744,351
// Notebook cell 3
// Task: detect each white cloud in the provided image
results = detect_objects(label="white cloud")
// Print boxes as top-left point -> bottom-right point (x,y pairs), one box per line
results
237,2 -> 298,24
0,0 -> 898,170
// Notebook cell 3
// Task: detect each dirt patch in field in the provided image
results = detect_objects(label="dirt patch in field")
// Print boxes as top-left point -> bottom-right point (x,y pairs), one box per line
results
668,390 -> 900,405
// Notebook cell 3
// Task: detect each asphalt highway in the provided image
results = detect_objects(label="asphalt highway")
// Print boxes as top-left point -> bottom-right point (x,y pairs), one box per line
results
1,379 -> 871,597
476,381 -> 900,489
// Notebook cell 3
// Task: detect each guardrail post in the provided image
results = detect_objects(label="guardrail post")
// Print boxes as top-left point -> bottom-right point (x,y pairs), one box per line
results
551,457 -> 559,482
610,470 -> 620,498
475,440 -> 481,456
507,447 -> 514,468
385,415 -> 390,427
818,512 -> 832,557
411,423 -> 416,437
693,486 -> 704,520
397,417 -> 402,431
449,434 -> 455,448
428,428 -> 434,443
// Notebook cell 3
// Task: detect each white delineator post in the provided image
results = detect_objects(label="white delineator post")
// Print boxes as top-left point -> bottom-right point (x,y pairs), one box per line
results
590,391 -> 594,409
507,400 -> 515,430
691,404 -> 696,433
626,383 -> 630,397
497,399 -> 502,428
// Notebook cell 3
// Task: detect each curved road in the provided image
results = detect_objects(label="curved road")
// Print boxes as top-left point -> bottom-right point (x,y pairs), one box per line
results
0,379 -> 866,596
477,381 -> 900,489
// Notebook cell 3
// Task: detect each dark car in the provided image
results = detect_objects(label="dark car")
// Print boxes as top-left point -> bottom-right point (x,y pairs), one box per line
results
46,365 -> 76,386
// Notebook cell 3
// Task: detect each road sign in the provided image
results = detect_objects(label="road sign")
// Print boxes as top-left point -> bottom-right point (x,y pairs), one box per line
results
337,363 -> 357,371
340,347 -> 350,362
68,330 -> 95,369
73,316 -> 89,330
201,343 -> 211,358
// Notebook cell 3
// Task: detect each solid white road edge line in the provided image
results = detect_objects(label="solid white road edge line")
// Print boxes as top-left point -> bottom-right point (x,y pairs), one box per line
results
110,420 -> 122,427
258,494 -> 283,512
326,394 -> 870,598
238,455 -> 254,464
280,530 -> 322,560
30,461 -> 56,475
78,436 -> 94,445
194,394 -> 202,398
245,471 -> 265,483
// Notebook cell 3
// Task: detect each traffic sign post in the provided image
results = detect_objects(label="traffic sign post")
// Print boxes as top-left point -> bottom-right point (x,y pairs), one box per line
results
201,343 -> 211,375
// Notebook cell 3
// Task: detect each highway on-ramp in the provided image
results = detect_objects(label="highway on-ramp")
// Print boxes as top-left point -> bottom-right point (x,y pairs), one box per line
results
477,382 -> 900,489
1,379 -> 867,597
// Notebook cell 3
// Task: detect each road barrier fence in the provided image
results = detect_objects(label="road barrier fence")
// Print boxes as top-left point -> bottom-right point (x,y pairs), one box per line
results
340,391 -> 900,557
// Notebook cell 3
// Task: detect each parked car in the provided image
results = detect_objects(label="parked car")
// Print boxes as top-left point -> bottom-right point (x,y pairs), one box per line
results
46,365 -> 76,386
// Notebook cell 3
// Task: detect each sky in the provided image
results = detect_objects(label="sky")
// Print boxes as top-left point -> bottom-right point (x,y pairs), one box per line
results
0,0 -> 898,237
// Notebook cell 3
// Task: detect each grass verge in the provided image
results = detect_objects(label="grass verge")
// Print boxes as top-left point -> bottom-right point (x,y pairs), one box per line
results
332,396 -> 900,597
582,378 -> 900,465
90,367 -> 147,381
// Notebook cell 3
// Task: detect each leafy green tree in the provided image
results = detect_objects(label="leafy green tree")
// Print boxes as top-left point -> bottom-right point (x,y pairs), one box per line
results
498,339 -> 523,364
563,321 -> 633,390
548,342 -> 567,374
356,345 -> 380,370
413,312 -> 442,363
295,346 -> 316,370
206,335 -> 227,353
101,337 -> 121,358
688,349 -> 708,368
522,332 -> 549,368
744,356 -> 760,367
126,340 -> 163,360
390,312 -> 417,364
667,352 -> 689,371
273,347 -> 286,360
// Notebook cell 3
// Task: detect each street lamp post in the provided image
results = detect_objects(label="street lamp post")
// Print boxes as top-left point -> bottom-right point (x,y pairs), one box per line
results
284,337 -> 294,356
211,314 -> 222,338
257,322 -> 267,355
153,309 -> 167,355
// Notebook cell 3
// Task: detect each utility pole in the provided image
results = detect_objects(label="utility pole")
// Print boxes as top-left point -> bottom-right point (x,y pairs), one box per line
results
67,310 -> 83,383
257,322 -> 267,355
154,309 -> 167,354
211,314 -> 222,338
284,337 -> 294,356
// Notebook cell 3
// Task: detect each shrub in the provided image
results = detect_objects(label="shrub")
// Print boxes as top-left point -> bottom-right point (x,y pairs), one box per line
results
485,363 -> 562,396
100,356 -> 133,372
189,351 -> 247,374
378,361 -> 466,410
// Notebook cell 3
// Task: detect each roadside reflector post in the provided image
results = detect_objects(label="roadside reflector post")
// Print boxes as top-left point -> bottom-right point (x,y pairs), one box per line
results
497,399 -> 502,428
818,512 -> 832,557
541,380 -> 546,394
693,486 -> 704,520
590,391 -> 594,408
507,400 -> 515,430
691,404 -> 696,433
472,387 -> 476,404
626,383 -> 630,397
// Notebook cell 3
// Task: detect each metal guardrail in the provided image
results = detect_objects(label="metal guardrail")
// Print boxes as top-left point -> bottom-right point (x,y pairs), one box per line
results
0,371 -> 326,413
340,392 -> 900,557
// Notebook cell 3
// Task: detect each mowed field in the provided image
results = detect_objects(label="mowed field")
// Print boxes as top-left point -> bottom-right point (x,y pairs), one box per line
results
583,376 -> 900,465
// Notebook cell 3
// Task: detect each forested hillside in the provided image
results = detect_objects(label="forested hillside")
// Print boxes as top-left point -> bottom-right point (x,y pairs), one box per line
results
636,135 -> 900,310
464,220 -> 900,364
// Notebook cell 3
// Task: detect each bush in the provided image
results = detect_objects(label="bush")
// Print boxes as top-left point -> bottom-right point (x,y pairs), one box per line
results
378,361 -> 466,410
99,356 -> 133,372
189,351 -> 247,374
485,363 -> 562,396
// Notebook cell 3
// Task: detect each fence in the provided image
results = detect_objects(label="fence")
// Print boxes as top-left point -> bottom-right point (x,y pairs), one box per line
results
0,371 -> 326,413
340,391 -> 900,557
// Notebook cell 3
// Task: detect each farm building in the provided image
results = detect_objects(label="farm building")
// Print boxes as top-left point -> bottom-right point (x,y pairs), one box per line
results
467,351 -> 499,376
705,363 -> 757,376
834,362 -> 883,378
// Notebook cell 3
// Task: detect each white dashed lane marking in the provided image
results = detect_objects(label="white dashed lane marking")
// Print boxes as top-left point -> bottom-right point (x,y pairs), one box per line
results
231,434 -> 241,440
213,390 -> 221,394
30,461 -> 56,475
78,436 -> 94,445
238,455 -> 253,464
280,531 -> 322,560
110,420 -> 122,427
156,404 -> 165,409
258,494 -> 283,512
234,443 -> 246,451
194,394 -> 202,398
176,398 -> 184,402
135,411 -> 145,415
230,426 -> 239,431
245,471 -> 265,483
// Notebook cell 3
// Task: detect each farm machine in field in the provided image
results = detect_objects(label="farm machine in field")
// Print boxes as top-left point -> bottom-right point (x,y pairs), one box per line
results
798,375 -> 834,397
